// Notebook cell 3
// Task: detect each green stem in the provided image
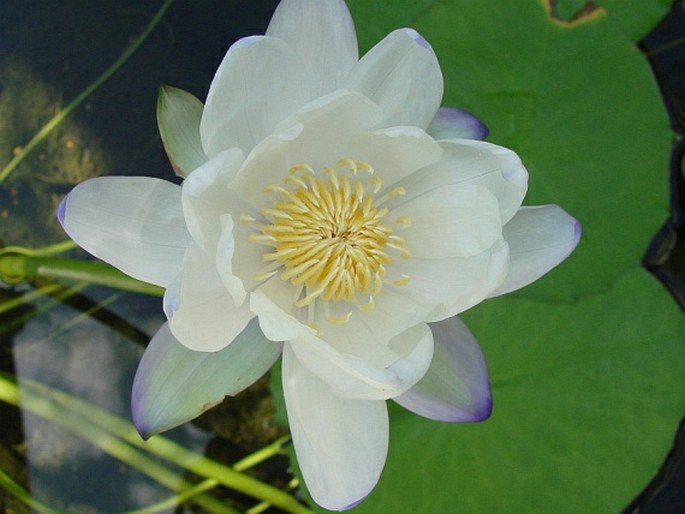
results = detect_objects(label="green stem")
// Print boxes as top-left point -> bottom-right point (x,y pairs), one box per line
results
4,374 -> 312,514
0,469 -> 61,514
233,435 -> 291,472
0,0 -> 175,184
121,478 -> 226,514
0,283 -> 64,315
0,374 -> 235,514
0,250 -> 163,296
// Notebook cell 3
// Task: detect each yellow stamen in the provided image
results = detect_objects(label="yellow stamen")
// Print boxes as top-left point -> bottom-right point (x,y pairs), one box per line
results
250,160 -> 412,324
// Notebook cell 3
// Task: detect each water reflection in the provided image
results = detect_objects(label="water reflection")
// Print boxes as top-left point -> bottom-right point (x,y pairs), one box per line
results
0,1 -> 287,511
12,289 -> 211,512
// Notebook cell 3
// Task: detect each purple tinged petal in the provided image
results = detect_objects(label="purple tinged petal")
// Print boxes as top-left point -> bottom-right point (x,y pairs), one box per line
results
282,346 -> 388,510
393,316 -> 492,423
574,219 -> 583,246
132,319 -> 282,439
56,195 -> 67,226
57,177 -> 189,288
232,34 -> 262,50
427,107 -> 490,141
490,205 -> 581,297
344,28 -> 443,130
404,27 -> 430,49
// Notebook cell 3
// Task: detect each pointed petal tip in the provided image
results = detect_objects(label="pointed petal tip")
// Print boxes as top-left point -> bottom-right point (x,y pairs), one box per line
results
573,219 -> 582,246
471,389 -> 493,422
427,107 -> 490,141
130,404 -> 153,440
339,497 -> 366,511
232,34 -> 264,51
56,194 -> 67,227
404,28 -> 430,50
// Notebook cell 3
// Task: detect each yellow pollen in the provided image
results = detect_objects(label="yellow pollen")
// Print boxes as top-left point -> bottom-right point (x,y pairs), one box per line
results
247,160 -> 412,323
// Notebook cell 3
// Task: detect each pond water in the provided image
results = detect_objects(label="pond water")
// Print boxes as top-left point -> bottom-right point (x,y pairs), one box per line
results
0,1 -> 297,513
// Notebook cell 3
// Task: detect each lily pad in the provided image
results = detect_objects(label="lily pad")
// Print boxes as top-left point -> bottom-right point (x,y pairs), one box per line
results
282,1 -> 685,512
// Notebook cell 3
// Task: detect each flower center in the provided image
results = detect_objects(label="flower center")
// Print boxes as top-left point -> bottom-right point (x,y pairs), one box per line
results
246,160 -> 410,325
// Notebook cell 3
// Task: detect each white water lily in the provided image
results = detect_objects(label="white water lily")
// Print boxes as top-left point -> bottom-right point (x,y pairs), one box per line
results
58,0 -> 580,510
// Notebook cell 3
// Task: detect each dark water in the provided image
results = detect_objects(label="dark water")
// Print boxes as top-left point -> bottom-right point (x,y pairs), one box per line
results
0,2 -> 291,513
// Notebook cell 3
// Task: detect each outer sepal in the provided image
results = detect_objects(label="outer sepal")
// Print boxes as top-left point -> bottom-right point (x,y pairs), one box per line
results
394,316 -> 492,422
132,319 -> 282,438
157,85 -> 207,177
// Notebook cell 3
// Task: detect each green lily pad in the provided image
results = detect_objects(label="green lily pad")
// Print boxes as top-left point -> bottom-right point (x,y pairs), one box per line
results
356,268 -> 685,513
282,1 -> 685,512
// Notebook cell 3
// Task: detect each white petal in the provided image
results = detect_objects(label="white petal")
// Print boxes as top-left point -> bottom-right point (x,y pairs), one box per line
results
219,191 -> 265,295
215,214 -> 247,305
397,139 -> 527,224
345,28 -> 443,129
491,205 -> 581,296
392,239 -> 509,321
394,316 -> 492,422
156,85 -> 207,177
282,345 -> 388,510
323,286 -> 432,347
250,276 -> 315,342
168,243 -> 253,351
289,322 -> 434,400
426,107 -> 489,141
266,0 -> 358,98
348,126 -> 442,186
392,183 -> 502,259
132,320 -> 282,438
58,177 -> 189,288
182,148 -> 244,256
232,90 -> 383,210
200,35 -> 311,157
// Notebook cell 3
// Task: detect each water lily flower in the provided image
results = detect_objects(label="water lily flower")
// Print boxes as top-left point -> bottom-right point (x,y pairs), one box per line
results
58,0 -> 580,510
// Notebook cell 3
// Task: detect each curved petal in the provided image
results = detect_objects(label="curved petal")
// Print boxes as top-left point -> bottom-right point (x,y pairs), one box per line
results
345,28 -> 443,129
426,107 -> 489,141
232,90 -> 383,209
348,126 -> 442,186
215,214 -> 247,305
392,239 -> 510,322
157,85 -> 207,177
200,35 -> 311,157
454,138 -> 528,191
391,183 -> 502,259
132,319 -> 282,438
266,0 -> 358,98
250,275 -> 315,342
491,205 -> 581,296
58,177 -> 189,288
394,316 -> 492,422
289,322 -> 434,400
396,139 -> 528,225
168,243 -> 253,351
282,345 -> 388,510
182,148 -> 244,256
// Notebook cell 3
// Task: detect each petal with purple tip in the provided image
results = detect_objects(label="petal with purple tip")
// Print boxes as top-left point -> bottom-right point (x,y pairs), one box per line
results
427,107 -> 489,141
282,345 -> 388,511
345,28 -> 443,129
394,316 -> 492,422
58,177 -> 189,288
132,319 -> 282,438
490,205 -> 581,297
